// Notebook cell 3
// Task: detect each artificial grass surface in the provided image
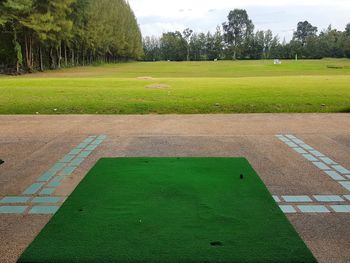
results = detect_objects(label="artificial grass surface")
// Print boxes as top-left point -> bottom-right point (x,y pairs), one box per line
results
18,158 -> 317,263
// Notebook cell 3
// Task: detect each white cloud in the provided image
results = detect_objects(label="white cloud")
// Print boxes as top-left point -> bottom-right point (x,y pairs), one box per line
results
128,0 -> 350,40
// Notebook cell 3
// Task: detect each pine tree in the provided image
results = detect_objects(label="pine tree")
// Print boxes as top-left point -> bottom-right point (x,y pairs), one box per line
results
0,0 -> 143,72
0,0 -> 33,72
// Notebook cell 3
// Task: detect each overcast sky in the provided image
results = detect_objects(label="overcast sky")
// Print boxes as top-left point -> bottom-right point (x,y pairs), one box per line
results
128,0 -> 350,41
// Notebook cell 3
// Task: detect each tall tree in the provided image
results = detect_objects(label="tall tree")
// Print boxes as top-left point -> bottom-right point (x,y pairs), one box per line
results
345,23 -> 350,35
0,0 -> 143,72
49,0 -> 74,68
160,31 -> 187,61
206,26 -> 223,60
294,21 -> 318,45
183,28 -> 193,61
0,0 -> 33,72
318,25 -> 344,58
344,23 -> 350,58
143,36 -> 160,61
263,29 -> 273,59
222,9 -> 254,59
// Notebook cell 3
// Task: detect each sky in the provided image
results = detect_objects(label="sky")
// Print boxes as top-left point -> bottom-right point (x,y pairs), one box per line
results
128,0 -> 350,41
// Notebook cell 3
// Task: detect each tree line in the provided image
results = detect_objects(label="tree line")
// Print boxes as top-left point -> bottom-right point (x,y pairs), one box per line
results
0,0 -> 143,73
143,9 -> 350,61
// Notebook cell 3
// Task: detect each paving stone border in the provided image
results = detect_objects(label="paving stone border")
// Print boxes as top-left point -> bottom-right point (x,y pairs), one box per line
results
0,135 -> 106,215
276,134 -> 350,213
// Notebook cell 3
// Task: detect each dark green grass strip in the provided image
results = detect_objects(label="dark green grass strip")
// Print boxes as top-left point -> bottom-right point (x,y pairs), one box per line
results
18,158 -> 317,263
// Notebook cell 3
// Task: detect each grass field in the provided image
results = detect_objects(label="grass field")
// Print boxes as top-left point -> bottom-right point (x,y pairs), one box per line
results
18,158 -> 316,263
0,59 -> 349,114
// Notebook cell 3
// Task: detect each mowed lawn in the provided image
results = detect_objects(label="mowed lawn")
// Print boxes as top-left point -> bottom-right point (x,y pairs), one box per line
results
0,59 -> 349,114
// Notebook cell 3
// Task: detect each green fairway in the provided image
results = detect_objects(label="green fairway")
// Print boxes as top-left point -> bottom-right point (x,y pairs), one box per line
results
1,59 -> 349,114
19,158 -> 316,263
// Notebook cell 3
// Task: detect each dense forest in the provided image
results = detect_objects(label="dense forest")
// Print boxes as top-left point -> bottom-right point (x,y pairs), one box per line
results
143,9 -> 350,61
0,0 -> 143,73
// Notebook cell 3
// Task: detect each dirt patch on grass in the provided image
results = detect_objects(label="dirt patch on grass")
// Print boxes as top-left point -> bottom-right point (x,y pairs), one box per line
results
145,84 -> 170,89
137,76 -> 155,80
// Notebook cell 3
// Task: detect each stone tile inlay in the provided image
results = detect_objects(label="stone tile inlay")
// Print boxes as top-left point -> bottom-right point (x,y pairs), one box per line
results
276,134 -> 350,214
0,135 -> 106,215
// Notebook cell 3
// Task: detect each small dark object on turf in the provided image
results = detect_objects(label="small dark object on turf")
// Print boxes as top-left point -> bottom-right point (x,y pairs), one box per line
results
240,174 -> 244,179
79,209 -> 83,212
210,241 -> 223,247
0,159 -> 4,165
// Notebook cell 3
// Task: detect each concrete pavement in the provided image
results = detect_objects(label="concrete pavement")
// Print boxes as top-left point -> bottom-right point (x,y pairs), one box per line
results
0,114 -> 349,263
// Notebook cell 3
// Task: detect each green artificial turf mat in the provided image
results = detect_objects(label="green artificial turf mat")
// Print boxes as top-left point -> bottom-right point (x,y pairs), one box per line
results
18,158 -> 317,263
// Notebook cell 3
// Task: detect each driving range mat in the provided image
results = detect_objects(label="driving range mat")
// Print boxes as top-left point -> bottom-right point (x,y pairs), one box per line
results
18,157 -> 316,263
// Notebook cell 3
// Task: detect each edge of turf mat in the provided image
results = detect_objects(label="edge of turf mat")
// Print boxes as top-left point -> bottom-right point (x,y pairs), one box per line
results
18,158 -> 317,263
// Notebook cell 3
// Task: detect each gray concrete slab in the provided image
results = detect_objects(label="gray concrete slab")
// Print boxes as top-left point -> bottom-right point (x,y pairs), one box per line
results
0,114 -> 349,263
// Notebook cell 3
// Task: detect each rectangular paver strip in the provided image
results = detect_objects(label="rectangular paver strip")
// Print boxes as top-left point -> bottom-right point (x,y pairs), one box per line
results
309,150 -> 325,157
0,206 -> 28,214
78,151 -> 92,158
319,157 -> 337,165
60,154 -> 75,163
279,205 -> 297,213
332,165 -> 350,175
69,149 -> 82,155
32,197 -> 62,203
312,162 -> 331,171
39,188 -> 56,195
330,205 -> 350,213
83,137 -> 95,144
37,170 -> 57,182
91,140 -> 104,145
97,135 -> 107,140
0,196 -> 30,204
51,163 -> 66,172
313,195 -> 344,202
324,171 -> 346,181
51,176 -> 65,183
47,181 -> 61,188
302,154 -> 318,162
71,157 -> 85,167
23,183 -> 45,195
60,166 -> 76,176
291,139 -> 305,144
298,205 -> 330,213
278,137 -> 290,143
286,142 -> 298,148
272,196 -> 281,202
29,206 -> 60,214
300,144 -> 314,151
339,182 -> 350,191
85,145 -> 98,151
293,148 -> 307,154
282,196 -> 312,202
76,143 -> 89,149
